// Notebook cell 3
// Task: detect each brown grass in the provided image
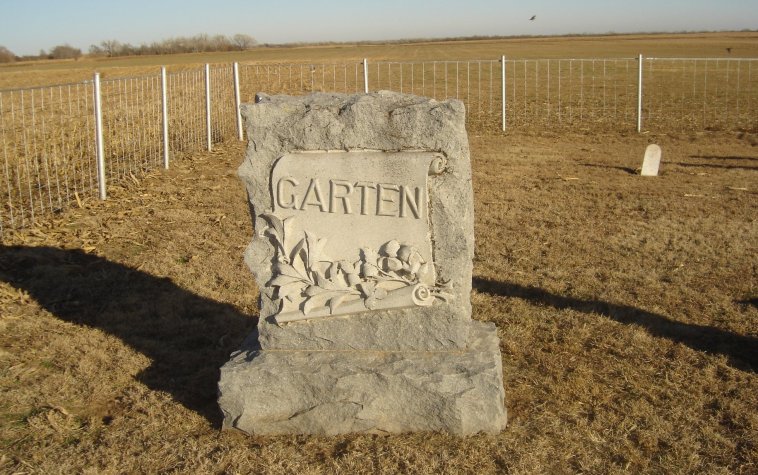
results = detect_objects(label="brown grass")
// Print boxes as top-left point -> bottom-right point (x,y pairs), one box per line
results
0,128 -> 756,473
1,31 -> 757,89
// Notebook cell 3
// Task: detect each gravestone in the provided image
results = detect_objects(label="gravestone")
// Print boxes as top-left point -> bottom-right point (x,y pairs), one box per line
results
640,144 -> 662,176
218,91 -> 506,435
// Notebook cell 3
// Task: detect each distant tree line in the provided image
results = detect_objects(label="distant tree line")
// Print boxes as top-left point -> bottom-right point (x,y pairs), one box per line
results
88,34 -> 257,57
0,44 -> 82,62
0,33 -> 256,63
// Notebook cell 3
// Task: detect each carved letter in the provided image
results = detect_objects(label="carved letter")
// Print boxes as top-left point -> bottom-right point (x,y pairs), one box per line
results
276,177 -> 299,209
354,182 -> 377,215
400,186 -> 422,219
299,178 -> 327,212
329,179 -> 354,214
376,183 -> 400,217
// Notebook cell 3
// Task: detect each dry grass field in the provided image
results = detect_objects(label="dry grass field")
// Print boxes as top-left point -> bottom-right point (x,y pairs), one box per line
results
1,32 -> 757,90
0,128 -> 756,473
0,32 -> 757,474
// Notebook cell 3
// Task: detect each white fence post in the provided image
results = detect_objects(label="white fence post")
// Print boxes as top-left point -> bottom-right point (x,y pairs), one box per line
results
501,55 -> 506,132
205,63 -> 212,151
637,54 -> 643,132
93,72 -> 106,200
233,62 -> 244,141
160,66 -> 169,169
363,58 -> 369,93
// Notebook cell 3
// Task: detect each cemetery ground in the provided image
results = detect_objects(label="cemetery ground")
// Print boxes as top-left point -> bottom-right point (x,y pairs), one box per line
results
0,129 -> 756,473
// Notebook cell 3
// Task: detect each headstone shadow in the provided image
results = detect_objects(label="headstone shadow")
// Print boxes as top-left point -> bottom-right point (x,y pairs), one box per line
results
473,277 -> 757,373
0,245 -> 256,426
580,163 -> 637,174
671,162 -> 757,171
690,155 -> 758,162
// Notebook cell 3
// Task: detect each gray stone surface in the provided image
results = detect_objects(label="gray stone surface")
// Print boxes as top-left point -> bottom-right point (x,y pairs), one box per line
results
238,92 -> 474,351
220,91 -> 506,435
219,321 -> 506,435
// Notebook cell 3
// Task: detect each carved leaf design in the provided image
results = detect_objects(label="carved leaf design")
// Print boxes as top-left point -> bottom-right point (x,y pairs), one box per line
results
262,215 -> 452,319
289,238 -> 306,266
274,262 -> 305,279
357,281 -> 375,297
269,274 -> 304,287
329,294 -> 348,314
305,285 -> 326,297
303,291 -> 346,315
277,282 -> 306,300
346,273 -> 361,287
338,260 -> 357,275
305,231 -> 328,269
263,228 -> 284,254
315,273 -> 340,291
261,213 -> 283,241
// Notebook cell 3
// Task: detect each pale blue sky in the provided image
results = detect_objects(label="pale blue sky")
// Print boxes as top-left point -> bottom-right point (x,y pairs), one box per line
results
1,0 -> 756,55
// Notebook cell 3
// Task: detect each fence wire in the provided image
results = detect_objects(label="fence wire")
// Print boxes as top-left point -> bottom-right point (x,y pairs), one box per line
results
0,83 -> 96,233
100,75 -> 163,183
238,62 -> 365,102
2,57 -> 757,237
167,69 -> 206,154
642,58 -> 757,131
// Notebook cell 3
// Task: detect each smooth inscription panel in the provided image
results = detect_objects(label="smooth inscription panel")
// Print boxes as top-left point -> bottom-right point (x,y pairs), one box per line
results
259,151 -> 452,323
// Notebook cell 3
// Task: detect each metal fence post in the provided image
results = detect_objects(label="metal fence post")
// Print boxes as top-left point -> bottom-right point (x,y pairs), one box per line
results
160,67 -> 169,169
205,64 -> 212,151
233,62 -> 244,141
93,72 -> 106,200
501,55 -> 507,132
637,54 -> 643,132
363,59 -> 369,93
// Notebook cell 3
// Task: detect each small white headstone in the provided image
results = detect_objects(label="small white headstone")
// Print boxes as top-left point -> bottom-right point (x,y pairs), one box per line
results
641,144 -> 662,176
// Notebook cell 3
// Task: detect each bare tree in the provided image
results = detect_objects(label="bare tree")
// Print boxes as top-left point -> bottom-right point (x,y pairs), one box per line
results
49,44 -> 82,60
89,44 -> 105,56
232,34 -> 257,50
0,45 -> 15,63
100,40 -> 121,57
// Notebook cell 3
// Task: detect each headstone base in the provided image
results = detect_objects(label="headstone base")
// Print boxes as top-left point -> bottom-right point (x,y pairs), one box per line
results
219,321 -> 506,435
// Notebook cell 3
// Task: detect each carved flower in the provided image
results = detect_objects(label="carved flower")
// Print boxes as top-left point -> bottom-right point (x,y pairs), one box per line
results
397,245 -> 413,262
338,260 -> 361,287
381,240 -> 401,258
360,248 -> 380,278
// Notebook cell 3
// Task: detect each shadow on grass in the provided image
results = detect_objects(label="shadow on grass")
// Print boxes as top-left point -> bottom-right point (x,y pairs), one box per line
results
473,278 -> 757,373
671,162 -> 757,171
690,155 -> 758,162
580,163 -> 637,174
0,245 -> 256,427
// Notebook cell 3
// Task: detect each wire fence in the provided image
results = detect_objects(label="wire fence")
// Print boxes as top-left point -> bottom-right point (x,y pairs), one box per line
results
1,56 -> 757,237
642,58 -> 756,131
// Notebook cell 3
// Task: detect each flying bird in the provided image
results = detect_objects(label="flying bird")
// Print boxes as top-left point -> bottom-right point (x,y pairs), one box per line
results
726,47 -> 732,54
529,15 -> 536,21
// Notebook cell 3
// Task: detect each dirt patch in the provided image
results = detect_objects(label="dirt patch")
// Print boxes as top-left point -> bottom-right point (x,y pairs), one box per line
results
1,131 -> 756,473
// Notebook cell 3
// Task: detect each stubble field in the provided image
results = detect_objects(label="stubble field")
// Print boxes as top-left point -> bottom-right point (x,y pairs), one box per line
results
0,33 -> 757,474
